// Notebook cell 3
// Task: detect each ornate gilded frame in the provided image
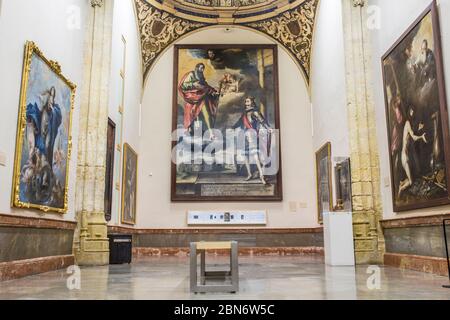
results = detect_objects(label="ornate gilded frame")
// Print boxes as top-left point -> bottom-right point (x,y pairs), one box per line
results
11,41 -> 76,214
121,143 -> 138,225
315,142 -> 333,224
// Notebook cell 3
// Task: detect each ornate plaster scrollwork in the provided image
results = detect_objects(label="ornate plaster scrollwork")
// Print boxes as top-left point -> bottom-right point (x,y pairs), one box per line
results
91,0 -> 104,7
135,0 -> 319,85
135,0 -> 208,79
244,0 -> 318,82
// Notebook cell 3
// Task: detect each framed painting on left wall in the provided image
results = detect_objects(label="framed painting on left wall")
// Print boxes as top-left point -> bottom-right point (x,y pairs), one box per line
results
12,41 -> 76,214
121,143 -> 138,225
315,142 -> 333,224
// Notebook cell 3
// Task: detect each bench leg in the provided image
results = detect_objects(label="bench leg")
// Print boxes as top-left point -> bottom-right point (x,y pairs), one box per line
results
190,243 -> 197,293
231,241 -> 239,293
200,250 -> 206,285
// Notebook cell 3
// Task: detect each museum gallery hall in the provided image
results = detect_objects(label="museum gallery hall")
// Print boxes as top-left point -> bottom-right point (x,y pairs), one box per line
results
1,0 -> 450,302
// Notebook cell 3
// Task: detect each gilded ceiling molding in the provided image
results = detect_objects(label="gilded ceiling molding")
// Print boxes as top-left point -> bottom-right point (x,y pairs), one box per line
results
135,0 -> 319,84
135,0 -> 209,80
243,0 -> 318,82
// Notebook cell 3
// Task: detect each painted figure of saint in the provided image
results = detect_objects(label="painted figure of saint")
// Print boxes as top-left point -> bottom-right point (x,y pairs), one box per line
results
399,106 -> 428,196
391,95 -> 405,172
178,63 -> 219,135
22,86 -> 62,204
416,39 -> 436,85
234,97 -> 272,185
218,73 -> 240,97
124,156 -> 136,222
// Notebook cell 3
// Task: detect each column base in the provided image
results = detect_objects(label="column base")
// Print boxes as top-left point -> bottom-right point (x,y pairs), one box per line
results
75,250 -> 109,266
355,251 -> 383,265
75,236 -> 110,266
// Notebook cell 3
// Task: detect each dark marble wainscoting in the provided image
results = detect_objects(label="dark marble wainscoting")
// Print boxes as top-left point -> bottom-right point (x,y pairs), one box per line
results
381,214 -> 450,276
0,214 -> 76,281
107,226 -> 324,258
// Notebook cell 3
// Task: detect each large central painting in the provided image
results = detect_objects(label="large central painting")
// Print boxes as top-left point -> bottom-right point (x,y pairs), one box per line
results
171,45 -> 282,201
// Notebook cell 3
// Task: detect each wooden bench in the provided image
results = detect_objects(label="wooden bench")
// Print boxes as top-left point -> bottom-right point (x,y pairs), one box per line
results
190,241 -> 239,293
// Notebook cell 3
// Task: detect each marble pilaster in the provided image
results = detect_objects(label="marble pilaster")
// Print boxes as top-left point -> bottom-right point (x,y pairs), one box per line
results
341,0 -> 385,264
73,0 -> 114,266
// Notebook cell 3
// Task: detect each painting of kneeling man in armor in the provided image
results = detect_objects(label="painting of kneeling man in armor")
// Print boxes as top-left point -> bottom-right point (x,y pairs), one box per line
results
12,41 -> 76,213
382,2 -> 450,212
171,45 -> 282,201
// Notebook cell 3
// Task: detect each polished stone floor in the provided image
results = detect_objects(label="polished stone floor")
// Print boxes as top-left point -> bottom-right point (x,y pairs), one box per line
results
1,256 -> 449,300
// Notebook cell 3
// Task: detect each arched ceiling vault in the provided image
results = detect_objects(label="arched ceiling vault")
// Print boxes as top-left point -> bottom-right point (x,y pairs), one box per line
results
134,0 -> 319,85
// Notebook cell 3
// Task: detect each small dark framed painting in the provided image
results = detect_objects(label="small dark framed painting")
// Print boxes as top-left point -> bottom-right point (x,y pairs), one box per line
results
381,1 -> 450,211
316,142 -> 333,224
104,118 -> 116,222
334,158 -> 352,212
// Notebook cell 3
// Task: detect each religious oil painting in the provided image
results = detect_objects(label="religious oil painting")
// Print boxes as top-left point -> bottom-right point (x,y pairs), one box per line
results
382,1 -> 450,212
121,143 -> 138,225
171,45 -> 282,202
12,41 -> 76,214
316,143 -> 333,224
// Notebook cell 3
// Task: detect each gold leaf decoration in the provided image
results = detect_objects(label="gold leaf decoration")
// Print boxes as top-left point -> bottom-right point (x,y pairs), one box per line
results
135,0 -> 319,85
244,0 -> 319,82
135,0 -> 208,79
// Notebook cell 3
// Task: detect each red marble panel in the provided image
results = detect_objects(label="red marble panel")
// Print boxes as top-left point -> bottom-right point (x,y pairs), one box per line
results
384,253 -> 449,277
132,246 -> 324,259
0,255 -> 75,281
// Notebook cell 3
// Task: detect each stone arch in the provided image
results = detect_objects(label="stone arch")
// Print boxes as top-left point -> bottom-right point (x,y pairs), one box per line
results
134,0 -> 319,89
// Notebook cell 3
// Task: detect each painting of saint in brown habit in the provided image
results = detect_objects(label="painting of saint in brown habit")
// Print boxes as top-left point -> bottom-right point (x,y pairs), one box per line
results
382,1 -> 450,211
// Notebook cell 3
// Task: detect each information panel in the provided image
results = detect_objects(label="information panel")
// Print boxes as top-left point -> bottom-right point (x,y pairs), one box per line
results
187,211 -> 267,226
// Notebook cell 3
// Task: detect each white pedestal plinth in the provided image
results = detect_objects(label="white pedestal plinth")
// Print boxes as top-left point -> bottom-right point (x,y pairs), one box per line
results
323,212 -> 355,266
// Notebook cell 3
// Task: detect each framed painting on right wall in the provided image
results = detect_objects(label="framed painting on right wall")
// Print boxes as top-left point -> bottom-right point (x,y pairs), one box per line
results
381,0 -> 450,212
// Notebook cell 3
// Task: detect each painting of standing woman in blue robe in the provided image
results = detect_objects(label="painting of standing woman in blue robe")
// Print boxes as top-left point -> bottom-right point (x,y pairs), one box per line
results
12,42 -> 76,213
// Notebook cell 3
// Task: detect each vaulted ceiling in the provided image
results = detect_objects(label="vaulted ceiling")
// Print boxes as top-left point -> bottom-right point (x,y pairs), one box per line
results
134,0 -> 319,85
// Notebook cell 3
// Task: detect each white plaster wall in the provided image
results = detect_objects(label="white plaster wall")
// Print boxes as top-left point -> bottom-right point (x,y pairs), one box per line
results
311,0 -> 349,156
310,0 -> 350,205
0,0 -> 88,222
107,0 -> 143,226
369,0 -> 450,220
138,27 -> 319,228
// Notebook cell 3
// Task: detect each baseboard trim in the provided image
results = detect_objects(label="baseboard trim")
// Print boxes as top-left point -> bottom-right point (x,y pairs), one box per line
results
384,253 -> 449,277
108,226 -> 323,235
0,254 -> 74,281
133,246 -> 324,258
